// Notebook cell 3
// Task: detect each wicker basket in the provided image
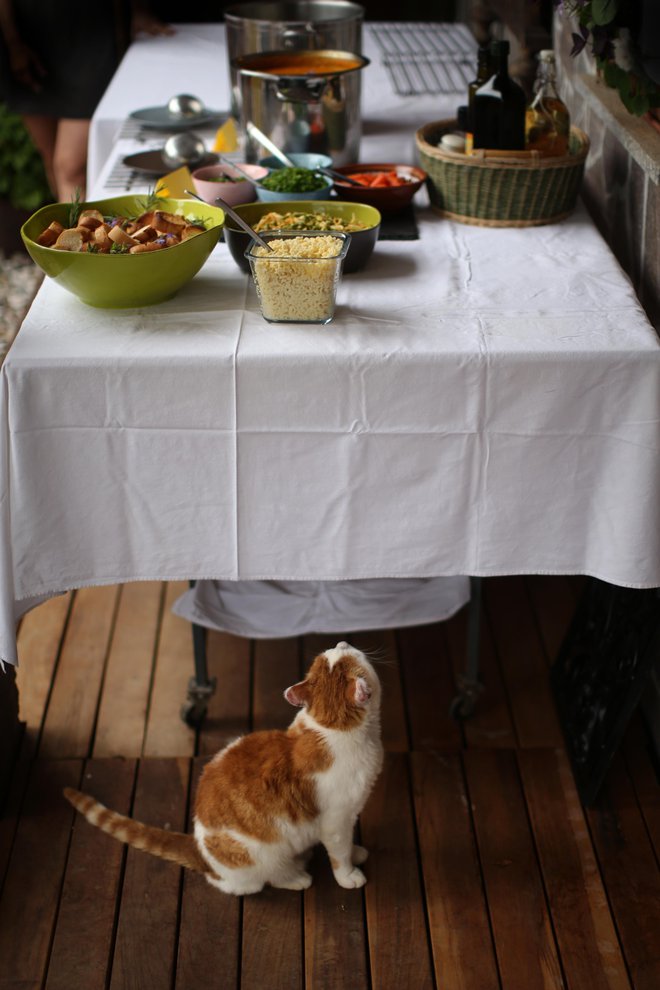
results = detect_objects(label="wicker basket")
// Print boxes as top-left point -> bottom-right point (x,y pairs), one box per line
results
416,120 -> 590,227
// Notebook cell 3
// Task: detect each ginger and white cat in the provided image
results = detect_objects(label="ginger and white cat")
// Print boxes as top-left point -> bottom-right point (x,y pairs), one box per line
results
64,642 -> 383,895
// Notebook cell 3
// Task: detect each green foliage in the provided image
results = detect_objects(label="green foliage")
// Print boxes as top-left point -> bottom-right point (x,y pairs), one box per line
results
0,102 -> 52,211
591,0 -> 619,27
602,61 -> 660,114
557,0 -> 660,116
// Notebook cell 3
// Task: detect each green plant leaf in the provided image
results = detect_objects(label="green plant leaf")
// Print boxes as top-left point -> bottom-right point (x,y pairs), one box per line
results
591,0 -> 618,26
0,100 -> 52,210
600,60 -> 655,115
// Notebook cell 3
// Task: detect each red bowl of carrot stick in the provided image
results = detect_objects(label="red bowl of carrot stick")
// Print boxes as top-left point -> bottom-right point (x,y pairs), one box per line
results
332,162 -> 427,213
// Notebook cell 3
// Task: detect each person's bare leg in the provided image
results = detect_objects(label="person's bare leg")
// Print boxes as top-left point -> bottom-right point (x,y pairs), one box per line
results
21,114 -> 57,197
52,118 -> 90,201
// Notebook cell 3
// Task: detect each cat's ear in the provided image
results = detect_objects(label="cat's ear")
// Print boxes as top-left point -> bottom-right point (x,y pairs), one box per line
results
284,681 -> 311,707
354,677 -> 372,706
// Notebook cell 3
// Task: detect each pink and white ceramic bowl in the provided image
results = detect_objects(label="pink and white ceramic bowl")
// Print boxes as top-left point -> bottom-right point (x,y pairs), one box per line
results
191,163 -> 269,207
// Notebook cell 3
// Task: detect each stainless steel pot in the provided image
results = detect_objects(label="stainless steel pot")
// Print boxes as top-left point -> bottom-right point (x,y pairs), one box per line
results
224,1 -> 364,119
225,1 -> 364,59
234,49 -> 369,165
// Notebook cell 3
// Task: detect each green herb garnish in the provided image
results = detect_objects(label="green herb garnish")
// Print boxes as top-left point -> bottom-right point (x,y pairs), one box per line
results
134,183 -> 168,215
181,213 -> 210,228
68,187 -> 83,227
260,167 -> 327,193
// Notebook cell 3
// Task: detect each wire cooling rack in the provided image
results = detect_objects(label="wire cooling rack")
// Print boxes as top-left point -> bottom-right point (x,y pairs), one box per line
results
371,22 -> 477,96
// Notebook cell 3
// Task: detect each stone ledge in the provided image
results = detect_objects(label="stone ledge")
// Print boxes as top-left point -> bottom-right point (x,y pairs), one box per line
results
573,73 -> 660,184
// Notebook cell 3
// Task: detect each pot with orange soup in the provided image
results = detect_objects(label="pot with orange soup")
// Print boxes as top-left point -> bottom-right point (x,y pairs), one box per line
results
234,48 -> 370,165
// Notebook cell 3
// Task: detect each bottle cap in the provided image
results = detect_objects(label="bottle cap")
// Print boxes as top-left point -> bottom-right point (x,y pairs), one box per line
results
490,39 -> 510,56
538,49 -> 556,61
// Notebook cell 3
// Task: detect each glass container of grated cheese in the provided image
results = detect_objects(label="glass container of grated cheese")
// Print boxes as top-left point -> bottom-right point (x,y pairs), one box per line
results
245,231 -> 351,324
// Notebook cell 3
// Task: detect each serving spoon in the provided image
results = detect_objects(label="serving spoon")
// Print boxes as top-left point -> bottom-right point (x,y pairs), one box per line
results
216,155 -> 268,188
185,189 -> 274,251
246,121 -> 296,167
245,120 -> 363,187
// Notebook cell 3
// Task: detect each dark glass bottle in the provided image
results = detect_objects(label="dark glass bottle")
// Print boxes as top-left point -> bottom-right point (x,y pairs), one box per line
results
465,46 -> 492,154
472,40 -> 526,151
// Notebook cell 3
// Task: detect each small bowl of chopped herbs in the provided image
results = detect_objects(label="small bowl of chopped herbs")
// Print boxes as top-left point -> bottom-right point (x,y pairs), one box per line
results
192,163 -> 268,207
256,165 -> 332,203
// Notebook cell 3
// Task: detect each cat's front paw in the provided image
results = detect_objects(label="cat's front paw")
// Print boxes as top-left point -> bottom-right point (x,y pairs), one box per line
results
335,866 -> 367,889
352,844 -> 368,865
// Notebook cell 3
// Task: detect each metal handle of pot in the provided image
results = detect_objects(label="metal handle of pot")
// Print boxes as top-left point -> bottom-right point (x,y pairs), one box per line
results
275,78 -> 329,103
282,24 -> 321,49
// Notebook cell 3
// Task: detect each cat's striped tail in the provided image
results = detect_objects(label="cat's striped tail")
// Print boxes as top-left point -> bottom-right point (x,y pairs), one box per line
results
63,787 -> 211,875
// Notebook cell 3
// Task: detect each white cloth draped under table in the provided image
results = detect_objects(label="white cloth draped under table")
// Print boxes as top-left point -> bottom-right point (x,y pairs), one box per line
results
1,201 -> 659,666
173,577 -> 471,639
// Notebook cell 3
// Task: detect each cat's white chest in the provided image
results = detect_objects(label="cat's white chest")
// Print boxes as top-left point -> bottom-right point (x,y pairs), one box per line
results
314,725 -> 383,814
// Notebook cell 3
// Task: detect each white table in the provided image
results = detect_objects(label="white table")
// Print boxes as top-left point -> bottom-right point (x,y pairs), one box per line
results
1,24 -> 659,669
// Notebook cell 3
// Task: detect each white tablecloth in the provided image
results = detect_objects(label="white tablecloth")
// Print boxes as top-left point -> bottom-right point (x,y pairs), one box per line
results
1,24 -> 659,668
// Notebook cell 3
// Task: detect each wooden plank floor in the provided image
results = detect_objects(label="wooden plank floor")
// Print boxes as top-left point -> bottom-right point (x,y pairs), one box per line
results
1,576 -> 659,990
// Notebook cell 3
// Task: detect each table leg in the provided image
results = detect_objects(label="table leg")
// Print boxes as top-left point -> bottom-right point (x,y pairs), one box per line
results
450,576 -> 485,720
180,581 -> 217,727
0,664 -> 22,813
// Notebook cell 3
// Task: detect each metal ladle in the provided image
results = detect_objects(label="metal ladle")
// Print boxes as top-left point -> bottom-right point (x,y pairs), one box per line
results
167,93 -> 204,118
185,189 -> 273,252
162,132 -> 207,168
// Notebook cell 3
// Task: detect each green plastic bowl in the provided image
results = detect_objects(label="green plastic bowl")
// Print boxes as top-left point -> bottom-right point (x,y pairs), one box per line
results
21,195 -> 225,308
223,199 -> 381,274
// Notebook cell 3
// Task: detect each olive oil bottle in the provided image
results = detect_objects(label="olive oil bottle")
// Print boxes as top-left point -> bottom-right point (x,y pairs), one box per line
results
465,46 -> 492,154
472,40 -> 526,151
525,50 -> 570,156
